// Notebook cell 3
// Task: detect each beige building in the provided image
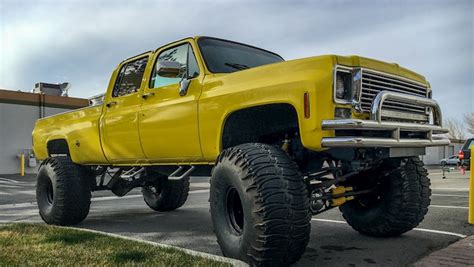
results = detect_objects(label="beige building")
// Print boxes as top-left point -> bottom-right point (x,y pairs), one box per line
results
0,89 -> 88,175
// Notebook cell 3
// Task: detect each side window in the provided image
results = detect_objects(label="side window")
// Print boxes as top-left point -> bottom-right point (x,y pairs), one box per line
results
187,47 -> 200,78
113,57 -> 148,97
150,43 -> 200,89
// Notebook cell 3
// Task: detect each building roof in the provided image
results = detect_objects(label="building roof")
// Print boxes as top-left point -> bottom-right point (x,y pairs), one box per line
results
0,89 -> 88,109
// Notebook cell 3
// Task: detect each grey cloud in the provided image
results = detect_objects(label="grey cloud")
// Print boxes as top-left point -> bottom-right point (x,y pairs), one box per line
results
0,0 -> 472,120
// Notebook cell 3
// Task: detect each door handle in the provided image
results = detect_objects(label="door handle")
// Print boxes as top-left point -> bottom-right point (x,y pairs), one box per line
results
142,92 -> 155,99
106,101 -> 117,108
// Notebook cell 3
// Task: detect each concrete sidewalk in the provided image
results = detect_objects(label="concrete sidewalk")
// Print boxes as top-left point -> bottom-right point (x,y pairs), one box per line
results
414,235 -> 474,266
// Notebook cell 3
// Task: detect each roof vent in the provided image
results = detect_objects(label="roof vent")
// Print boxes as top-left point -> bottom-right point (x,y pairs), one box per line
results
33,82 -> 71,96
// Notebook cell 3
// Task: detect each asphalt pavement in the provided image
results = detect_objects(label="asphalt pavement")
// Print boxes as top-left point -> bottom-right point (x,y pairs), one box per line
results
0,167 -> 472,266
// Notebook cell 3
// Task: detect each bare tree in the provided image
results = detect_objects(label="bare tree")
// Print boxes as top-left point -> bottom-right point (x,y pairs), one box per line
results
445,118 -> 466,140
464,113 -> 474,135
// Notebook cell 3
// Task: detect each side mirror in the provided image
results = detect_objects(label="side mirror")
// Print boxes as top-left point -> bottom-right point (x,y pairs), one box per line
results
157,61 -> 182,78
179,79 -> 191,96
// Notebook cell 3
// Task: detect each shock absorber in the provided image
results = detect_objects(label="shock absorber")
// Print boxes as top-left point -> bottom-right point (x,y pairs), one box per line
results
329,186 -> 355,207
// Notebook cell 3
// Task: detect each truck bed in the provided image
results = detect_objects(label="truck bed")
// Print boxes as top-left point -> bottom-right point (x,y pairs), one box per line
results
32,106 -> 108,164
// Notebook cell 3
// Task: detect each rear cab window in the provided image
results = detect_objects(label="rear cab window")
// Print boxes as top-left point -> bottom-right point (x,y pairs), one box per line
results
112,57 -> 149,97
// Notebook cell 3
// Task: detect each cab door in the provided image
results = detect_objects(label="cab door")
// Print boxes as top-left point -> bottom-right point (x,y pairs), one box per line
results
139,42 -> 203,162
101,56 -> 149,163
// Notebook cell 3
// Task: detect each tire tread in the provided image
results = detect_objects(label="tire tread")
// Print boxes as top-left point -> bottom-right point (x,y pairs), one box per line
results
213,143 -> 310,266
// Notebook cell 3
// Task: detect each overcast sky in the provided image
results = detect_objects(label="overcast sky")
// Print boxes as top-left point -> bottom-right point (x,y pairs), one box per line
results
0,0 -> 472,121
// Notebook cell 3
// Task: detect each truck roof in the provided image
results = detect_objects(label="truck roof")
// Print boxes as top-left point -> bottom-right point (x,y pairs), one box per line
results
119,36 -> 284,65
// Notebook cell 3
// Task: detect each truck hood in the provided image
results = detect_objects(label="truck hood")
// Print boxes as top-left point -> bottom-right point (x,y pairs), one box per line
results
204,54 -> 428,94
213,55 -> 427,85
335,55 -> 427,84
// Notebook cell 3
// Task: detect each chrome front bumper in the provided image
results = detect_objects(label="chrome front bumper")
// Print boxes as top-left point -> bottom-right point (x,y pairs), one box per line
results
322,91 -> 450,148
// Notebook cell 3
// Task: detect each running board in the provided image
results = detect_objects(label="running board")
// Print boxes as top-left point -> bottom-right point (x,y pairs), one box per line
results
168,166 -> 195,180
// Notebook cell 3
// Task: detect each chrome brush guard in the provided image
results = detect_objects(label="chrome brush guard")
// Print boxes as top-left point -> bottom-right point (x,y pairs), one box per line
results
322,91 -> 450,148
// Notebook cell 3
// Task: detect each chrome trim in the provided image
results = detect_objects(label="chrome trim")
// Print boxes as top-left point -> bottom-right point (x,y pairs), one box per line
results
333,65 -> 353,105
370,91 -> 443,126
359,69 -> 429,117
360,67 -> 427,87
321,90 -> 448,148
352,68 -> 363,113
322,119 -> 448,133
333,65 -> 429,115
321,137 -> 450,148
380,109 -> 429,121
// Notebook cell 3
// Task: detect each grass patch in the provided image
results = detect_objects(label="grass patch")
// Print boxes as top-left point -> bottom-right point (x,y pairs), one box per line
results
113,250 -> 148,263
0,223 -> 230,266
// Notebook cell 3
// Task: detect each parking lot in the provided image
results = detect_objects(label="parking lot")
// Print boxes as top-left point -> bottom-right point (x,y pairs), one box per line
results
1,168 -> 472,266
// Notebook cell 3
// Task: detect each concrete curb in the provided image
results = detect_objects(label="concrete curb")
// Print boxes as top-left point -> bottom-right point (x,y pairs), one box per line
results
414,235 -> 474,266
68,226 -> 248,267
1,222 -> 247,267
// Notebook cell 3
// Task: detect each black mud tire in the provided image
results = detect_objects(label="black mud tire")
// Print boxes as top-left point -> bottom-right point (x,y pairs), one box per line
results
210,143 -> 311,266
340,157 -> 431,237
141,175 -> 190,211
36,157 -> 92,225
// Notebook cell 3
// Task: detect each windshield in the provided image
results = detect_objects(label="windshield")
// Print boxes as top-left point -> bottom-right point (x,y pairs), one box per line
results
197,38 -> 284,73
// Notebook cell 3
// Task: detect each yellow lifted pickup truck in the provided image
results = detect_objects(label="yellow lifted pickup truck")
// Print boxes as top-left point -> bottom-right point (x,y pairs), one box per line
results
33,36 -> 449,266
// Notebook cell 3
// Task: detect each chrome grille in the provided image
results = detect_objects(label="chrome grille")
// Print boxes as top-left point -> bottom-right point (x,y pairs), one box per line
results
360,69 -> 429,121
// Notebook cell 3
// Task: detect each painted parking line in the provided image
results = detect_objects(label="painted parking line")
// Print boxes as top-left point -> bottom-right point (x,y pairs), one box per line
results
432,188 -> 469,192
0,189 -> 211,210
0,178 -> 22,183
412,228 -> 467,238
311,218 -> 467,238
0,202 -> 36,210
0,210 -> 38,216
0,179 -> 34,185
0,184 -> 24,189
430,205 -> 469,209
432,194 -> 468,197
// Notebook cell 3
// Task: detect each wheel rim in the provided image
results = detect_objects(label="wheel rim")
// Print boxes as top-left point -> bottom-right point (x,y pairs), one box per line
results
226,188 -> 244,234
148,184 -> 162,196
46,178 -> 54,204
355,175 -> 388,208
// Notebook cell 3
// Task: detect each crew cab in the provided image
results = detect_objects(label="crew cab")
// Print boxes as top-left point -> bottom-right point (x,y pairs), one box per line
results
33,36 -> 449,266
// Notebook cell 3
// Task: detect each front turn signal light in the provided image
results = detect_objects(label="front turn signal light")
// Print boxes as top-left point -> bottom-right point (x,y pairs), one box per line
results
304,92 -> 310,119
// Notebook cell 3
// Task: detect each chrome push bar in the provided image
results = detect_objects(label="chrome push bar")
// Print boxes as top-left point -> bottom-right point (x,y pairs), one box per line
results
370,91 -> 443,126
321,91 -> 450,148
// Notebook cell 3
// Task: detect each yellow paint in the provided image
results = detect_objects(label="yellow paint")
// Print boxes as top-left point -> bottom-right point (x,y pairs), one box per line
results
331,186 -> 347,195
469,147 -> 473,224
32,36 -> 429,166
33,105 -> 108,164
330,186 -> 354,207
330,196 -> 355,207
139,40 -> 204,163
20,154 -> 25,176
330,197 -> 347,207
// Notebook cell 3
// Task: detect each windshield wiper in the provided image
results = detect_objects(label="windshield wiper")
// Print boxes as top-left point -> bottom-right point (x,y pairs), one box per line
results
224,62 -> 250,70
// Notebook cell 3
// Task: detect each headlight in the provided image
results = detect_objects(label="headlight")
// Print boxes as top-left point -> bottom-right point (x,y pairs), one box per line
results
334,70 -> 352,102
335,75 -> 346,99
